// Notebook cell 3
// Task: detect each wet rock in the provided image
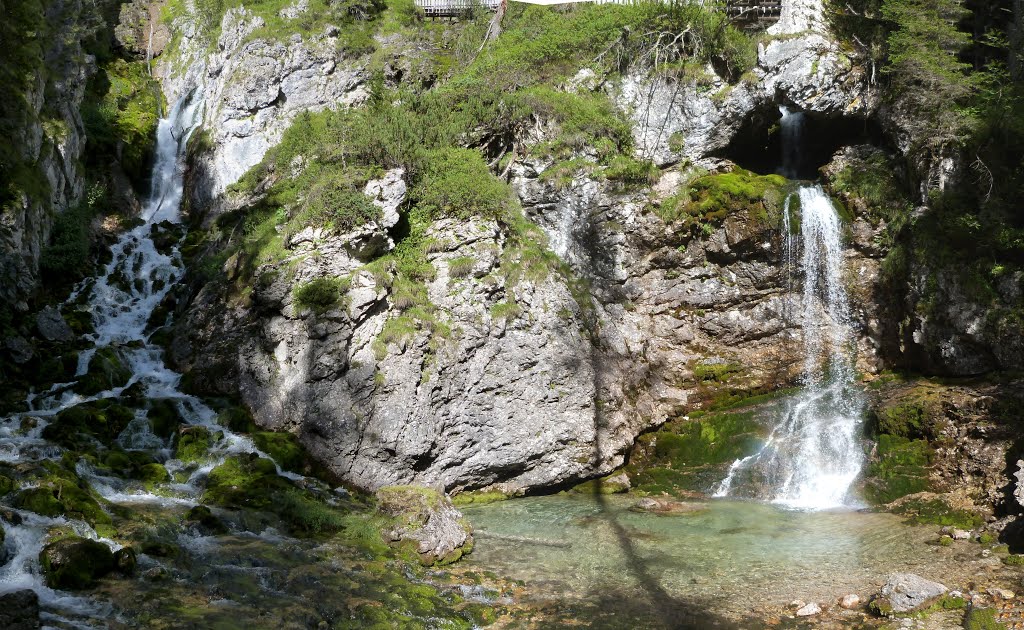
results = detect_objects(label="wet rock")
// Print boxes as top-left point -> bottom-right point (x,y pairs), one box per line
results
874,573 -> 948,614
76,347 -> 132,396
3,336 -> 33,364
795,602 -> 821,616
377,486 -> 473,566
0,589 -> 40,630
114,547 -> 137,575
39,536 -> 116,589
185,505 -> 229,535
629,497 -> 707,515
36,306 -> 73,342
839,594 -> 861,609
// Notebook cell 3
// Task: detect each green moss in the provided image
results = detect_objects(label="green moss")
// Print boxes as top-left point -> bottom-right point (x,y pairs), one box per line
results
185,505 -> 229,534
693,362 -> 742,383
447,256 -> 476,279
979,532 -> 996,545
963,607 -> 1003,630
451,491 -> 510,507
42,399 -> 135,451
875,402 -> 928,438
217,406 -> 258,433
14,462 -> 113,531
137,463 -> 170,486
76,347 -> 133,396
146,399 -> 183,439
895,498 -> 984,529
627,411 -> 765,494
489,301 -> 521,323
863,434 -> 935,504
1002,554 -> 1024,565
175,426 -> 221,464
252,431 -> 331,479
656,168 -> 788,230
39,536 -> 115,590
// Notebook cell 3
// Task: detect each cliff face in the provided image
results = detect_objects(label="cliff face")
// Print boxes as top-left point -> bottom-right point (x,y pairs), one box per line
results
162,0 -> 899,493
0,0 -> 93,307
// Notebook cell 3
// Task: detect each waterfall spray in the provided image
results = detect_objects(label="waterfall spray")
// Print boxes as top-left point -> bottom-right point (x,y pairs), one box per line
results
714,107 -> 864,510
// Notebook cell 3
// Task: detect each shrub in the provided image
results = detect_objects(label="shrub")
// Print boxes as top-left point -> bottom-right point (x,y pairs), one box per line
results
294,276 -> 349,312
414,148 -> 515,221
447,256 -> 476,278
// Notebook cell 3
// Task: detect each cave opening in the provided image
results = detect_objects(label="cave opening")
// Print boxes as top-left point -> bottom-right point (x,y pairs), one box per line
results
717,102 -> 890,180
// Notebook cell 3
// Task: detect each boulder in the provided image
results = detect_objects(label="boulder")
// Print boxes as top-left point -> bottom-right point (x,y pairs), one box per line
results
35,306 -> 73,342
39,536 -> 116,589
873,573 -> 947,614
839,594 -> 861,609
3,336 -> 33,364
0,589 -> 40,630
376,485 -> 473,566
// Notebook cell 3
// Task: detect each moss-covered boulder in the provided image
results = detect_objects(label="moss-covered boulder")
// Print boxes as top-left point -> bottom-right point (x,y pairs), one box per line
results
39,536 -> 116,589
42,399 -> 135,451
184,505 -> 229,535
376,485 -> 474,566
146,399 -> 183,439
203,454 -> 345,536
175,425 -> 220,463
14,462 -> 114,535
75,347 -> 132,396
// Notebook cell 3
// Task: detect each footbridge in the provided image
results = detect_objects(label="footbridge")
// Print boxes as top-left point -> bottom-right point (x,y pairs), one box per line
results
415,0 -> 782,24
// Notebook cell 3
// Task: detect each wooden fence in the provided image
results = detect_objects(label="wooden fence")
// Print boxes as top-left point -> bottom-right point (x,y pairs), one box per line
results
414,0 -> 782,21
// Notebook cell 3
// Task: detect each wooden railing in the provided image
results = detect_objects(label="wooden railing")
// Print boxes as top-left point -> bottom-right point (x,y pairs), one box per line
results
414,0 -> 782,22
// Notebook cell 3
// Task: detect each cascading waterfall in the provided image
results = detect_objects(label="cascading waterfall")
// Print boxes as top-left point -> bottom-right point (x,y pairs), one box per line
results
714,106 -> 864,510
0,89 -> 298,621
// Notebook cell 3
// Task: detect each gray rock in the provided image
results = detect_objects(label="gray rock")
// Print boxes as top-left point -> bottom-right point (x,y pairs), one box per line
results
376,486 -> 473,565
795,602 -> 821,616
1015,460 -> 1024,509
3,336 -> 34,364
0,589 -> 40,630
35,306 -> 73,342
877,573 -> 948,613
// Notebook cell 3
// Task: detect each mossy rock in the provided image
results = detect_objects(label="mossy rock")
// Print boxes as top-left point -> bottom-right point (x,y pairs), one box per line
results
13,473 -> 113,532
0,474 -> 17,497
252,431 -> 332,479
894,497 -> 984,529
963,607 -> 1003,630
626,410 -> 764,494
76,347 -> 132,396
146,399 -> 184,439
451,491 -> 510,507
43,399 -> 135,451
217,406 -> 257,433
204,454 -> 345,536
863,434 -> 935,504
37,353 -> 79,387
136,463 -> 169,486
175,426 -> 221,463
185,505 -> 229,535
39,536 -> 115,589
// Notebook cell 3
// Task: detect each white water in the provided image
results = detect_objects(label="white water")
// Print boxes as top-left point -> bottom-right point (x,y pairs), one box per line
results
714,107 -> 864,510
0,89 -> 302,623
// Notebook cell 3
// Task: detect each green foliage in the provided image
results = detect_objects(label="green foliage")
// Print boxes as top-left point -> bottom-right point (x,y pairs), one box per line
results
693,362 -> 742,383
603,155 -> 660,187
863,434 -> 934,504
963,607 -> 1003,630
81,58 -> 163,185
656,168 -> 788,234
176,426 -> 220,464
447,256 -> 476,278
415,148 -> 515,220
293,276 -> 350,312
894,497 -> 984,529
40,184 -> 107,281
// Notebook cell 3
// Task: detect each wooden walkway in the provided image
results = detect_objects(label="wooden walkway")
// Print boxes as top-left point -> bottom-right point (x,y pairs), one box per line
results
415,0 -> 781,22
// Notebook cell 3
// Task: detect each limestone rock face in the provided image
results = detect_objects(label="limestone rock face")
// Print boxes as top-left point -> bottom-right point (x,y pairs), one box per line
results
376,486 -> 473,565
162,7 -> 367,201
618,0 -> 876,167
876,573 -> 947,613
0,0 -> 92,305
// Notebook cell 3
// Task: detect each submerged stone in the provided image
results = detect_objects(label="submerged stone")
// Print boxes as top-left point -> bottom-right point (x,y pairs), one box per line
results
0,589 -> 40,630
39,536 -> 116,589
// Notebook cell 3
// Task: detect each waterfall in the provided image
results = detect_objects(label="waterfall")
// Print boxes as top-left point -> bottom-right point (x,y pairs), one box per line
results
714,107 -> 864,510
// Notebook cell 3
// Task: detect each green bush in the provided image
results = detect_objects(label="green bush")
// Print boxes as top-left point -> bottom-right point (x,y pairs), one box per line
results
414,148 -> 515,221
293,276 -> 349,312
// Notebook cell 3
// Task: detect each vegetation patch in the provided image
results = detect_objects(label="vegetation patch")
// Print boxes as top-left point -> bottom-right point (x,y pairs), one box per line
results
893,497 -> 984,529
863,434 -> 934,504
626,410 -> 765,494
655,168 -> 788,233
293,276 -> 350,312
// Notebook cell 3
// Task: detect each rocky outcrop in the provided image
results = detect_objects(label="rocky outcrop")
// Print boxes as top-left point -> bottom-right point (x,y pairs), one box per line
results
0,0 -> 93,307
618,0 -> 876,166
376,485 -> 473,565
162,7 -> 368,203
0,589 -> 40,630
873,573 -> 947,614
